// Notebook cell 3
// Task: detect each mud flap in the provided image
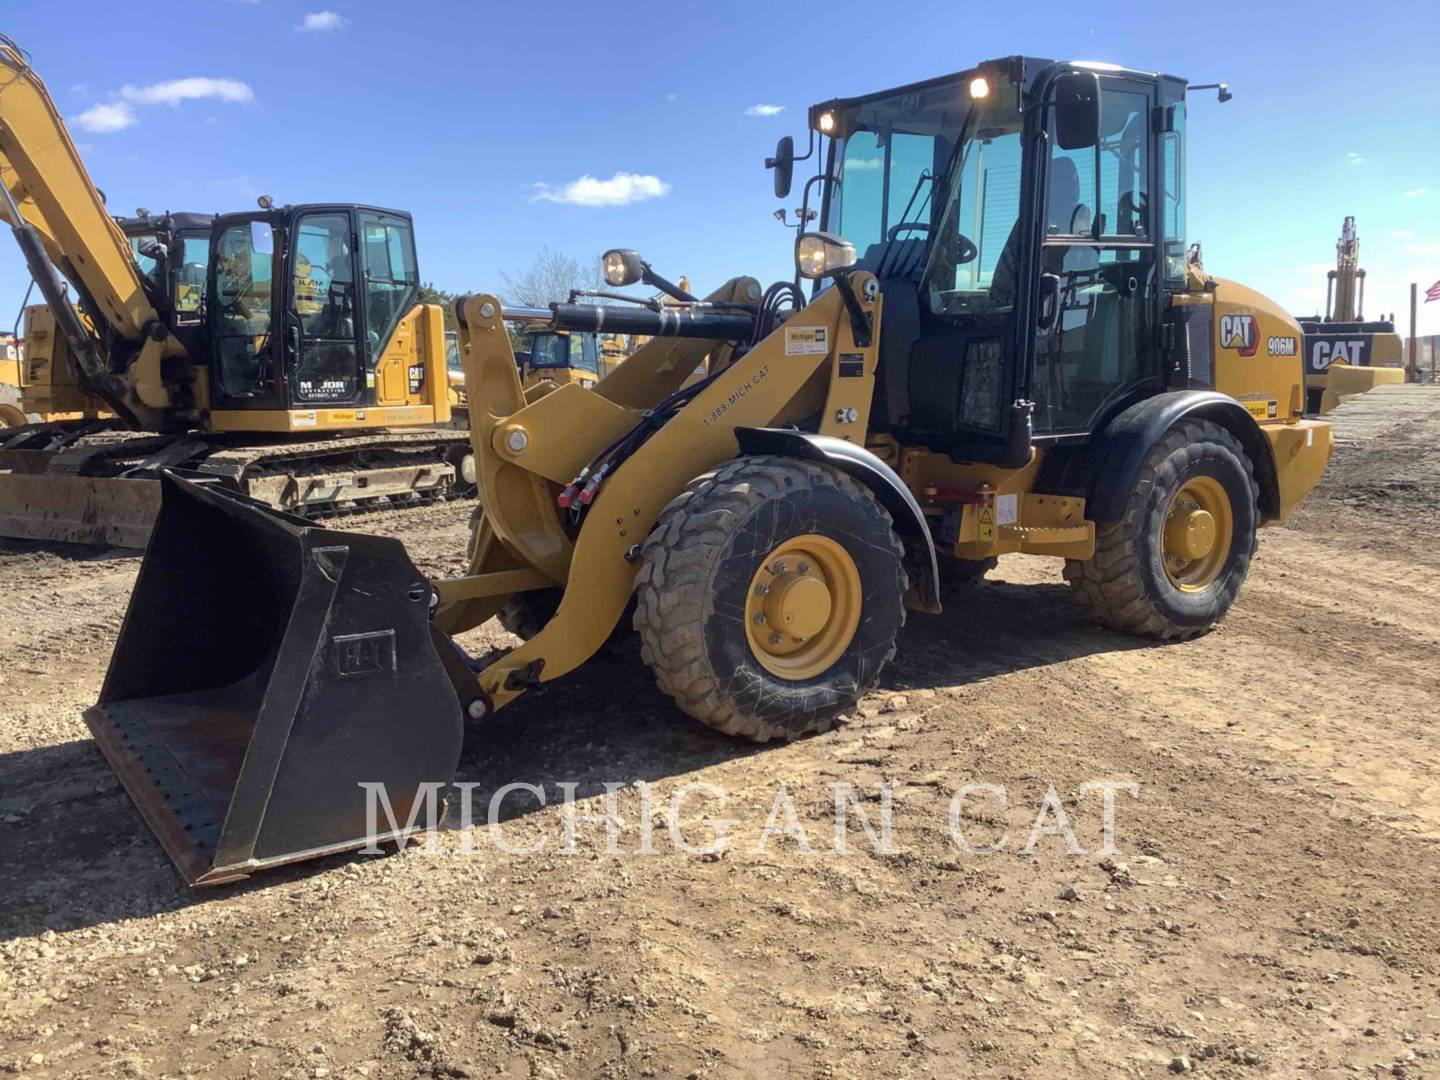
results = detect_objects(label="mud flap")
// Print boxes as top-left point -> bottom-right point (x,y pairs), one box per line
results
83,472 -> 465,886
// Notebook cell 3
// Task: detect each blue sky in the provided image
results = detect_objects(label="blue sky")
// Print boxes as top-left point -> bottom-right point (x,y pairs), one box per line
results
5,0 -> 1438,335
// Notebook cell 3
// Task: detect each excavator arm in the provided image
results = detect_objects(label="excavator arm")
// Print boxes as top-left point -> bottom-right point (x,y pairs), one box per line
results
0,36 -> 185,426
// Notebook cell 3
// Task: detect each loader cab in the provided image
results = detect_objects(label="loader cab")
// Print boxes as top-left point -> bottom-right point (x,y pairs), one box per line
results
802,58 -> 1187,461
205,204 -> 420,412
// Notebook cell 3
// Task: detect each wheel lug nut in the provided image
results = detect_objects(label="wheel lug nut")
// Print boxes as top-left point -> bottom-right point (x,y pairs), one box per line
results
769,632 -> 783,645
798,562 -> 812,574
752,612 -> 766,625
755,583 -> 770,596
773,561 -> 788,574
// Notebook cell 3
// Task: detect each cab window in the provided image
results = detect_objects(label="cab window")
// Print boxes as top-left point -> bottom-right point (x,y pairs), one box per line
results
359,212 -> 419,358
211,221 -> 275,399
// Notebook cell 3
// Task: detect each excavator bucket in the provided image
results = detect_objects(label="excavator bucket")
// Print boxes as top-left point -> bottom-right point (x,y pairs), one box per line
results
83,472 -> 465,885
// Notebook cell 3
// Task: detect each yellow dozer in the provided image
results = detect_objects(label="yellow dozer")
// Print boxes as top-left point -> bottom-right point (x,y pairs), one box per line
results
90,57 -> 1333,885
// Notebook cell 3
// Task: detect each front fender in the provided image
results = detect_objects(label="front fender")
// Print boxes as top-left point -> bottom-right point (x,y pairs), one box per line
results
735,428 -> 941,613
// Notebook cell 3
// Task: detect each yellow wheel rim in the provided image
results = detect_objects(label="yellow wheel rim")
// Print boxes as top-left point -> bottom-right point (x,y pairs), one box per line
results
1162,476 -> 1233,591
744,534 -> 862,680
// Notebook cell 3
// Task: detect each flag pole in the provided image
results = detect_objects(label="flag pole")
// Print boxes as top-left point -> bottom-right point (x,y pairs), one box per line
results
1410,283 -> 1419,383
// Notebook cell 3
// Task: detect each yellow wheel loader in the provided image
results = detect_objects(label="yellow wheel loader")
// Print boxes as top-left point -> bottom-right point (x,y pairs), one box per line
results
0,38 -> 468,547
89,57 -> 1332,885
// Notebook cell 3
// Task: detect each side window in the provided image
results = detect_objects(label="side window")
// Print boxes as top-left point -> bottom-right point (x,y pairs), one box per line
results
292,213 -> 354,337
946,129 -> 1023,299
568,333 -> 598,374
214,223 -> 273,331
1098,91 -> 1149,238
129,235 -> 159,283
211,221 -> 276,399
359,211 -> 419,357
1161,102 -> 1186,282
1048,87 -> 1150,239
175,235 -> 209,319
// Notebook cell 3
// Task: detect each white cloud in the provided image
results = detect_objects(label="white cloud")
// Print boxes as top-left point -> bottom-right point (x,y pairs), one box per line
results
297,11 -> 347,31
530,172 -> 670,207
746,104 -> 784,117
72,101 -> 137,133
1392,228 -> 1416,241
1295,262 -> 1333,277
665,92 -> 679,102
1345,151 -> 1364,165
121,77 -> 254,107
1403,187 -> 1428,198
1402,241 -> 1440,258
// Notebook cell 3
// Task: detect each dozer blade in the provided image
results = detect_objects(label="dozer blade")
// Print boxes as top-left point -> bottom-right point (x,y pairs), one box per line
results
83,472 -> 464,886
0,472 -> 160,547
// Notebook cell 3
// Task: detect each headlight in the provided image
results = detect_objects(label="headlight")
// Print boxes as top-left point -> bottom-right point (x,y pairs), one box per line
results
795,232 -> 857,280
602,248 -> 643,287
817,110 -> 836,134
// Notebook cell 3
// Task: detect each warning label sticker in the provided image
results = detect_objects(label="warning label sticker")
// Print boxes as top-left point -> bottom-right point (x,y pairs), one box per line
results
784,326 -> 829,355
977,506 -> 995,543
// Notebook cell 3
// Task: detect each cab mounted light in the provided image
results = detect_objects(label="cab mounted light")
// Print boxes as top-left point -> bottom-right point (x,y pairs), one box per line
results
817,110 -> 836,134
603,248 -> 644,287
968,76 -> 990,100
795,231 -> 856,280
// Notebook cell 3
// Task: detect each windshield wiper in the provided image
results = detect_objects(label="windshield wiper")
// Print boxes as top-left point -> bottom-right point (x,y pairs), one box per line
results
873,169 -> 933,281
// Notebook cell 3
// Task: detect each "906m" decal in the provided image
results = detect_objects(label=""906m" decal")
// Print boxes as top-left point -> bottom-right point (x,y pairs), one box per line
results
1220,313 -> 1296,358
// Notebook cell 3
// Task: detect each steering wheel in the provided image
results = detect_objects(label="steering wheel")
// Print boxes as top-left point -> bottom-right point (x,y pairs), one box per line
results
952,233 -> 979,265
886,222 -> 930,241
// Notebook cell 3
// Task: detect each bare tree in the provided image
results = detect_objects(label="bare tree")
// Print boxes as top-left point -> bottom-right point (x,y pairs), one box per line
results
499,247 -> 602,308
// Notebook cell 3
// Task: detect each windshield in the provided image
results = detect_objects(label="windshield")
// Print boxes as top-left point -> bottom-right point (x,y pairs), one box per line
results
829,75 -> 1023,314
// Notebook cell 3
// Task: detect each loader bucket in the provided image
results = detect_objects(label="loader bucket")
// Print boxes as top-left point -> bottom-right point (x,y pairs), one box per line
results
83,472 -> 465,886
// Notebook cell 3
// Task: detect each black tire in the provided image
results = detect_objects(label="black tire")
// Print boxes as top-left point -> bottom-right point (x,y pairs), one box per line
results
1064,418 -> 1257,640
0,383 -> 39,428
633,455 -> 907,741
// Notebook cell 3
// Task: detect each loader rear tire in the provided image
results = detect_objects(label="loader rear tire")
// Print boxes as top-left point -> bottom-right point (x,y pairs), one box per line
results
1064,418 -> 1257,640
634,455 -> 907,742
0,384 -> 38,428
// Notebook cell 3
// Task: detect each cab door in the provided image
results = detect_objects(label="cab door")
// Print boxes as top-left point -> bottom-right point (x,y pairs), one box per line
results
1031,73 -> 1161,436
283,209 -> 366,409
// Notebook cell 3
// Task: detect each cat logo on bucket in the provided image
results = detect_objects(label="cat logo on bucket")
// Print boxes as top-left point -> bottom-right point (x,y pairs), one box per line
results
1219,314 -> 1259,357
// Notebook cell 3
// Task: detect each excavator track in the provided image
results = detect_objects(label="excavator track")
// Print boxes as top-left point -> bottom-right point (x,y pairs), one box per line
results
0,425 -> 475,547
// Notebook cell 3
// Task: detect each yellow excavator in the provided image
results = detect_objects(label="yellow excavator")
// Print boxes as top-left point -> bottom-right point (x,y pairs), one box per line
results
1297,216 -> 1405,413
87,56 -> 1332,885
0,38 -> 468,546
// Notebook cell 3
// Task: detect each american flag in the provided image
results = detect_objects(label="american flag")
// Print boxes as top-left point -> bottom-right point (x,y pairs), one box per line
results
1427,279 -> 1440,303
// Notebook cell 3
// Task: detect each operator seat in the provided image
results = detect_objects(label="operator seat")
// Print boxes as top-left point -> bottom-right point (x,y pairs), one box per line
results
988,155 -> 1084,307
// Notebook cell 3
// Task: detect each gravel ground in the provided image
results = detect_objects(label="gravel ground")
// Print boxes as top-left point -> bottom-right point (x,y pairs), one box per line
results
1,388 -> 1438,1078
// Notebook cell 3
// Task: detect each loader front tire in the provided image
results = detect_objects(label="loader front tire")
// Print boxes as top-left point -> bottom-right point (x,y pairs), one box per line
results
1064,418 -> 1257,640
634,456 -> 907,742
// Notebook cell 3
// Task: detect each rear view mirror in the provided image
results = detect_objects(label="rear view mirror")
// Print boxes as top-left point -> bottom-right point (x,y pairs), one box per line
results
767,135 -> 795,199
1054,71 -> 1100,150
250,220 -> 273,256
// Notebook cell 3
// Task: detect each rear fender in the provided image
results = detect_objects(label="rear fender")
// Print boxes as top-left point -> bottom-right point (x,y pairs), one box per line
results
735,427 -> 941,613
1075,391 -> 1280,523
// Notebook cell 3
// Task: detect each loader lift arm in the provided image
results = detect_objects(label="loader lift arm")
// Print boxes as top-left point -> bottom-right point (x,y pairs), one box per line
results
0,35 -> 184,426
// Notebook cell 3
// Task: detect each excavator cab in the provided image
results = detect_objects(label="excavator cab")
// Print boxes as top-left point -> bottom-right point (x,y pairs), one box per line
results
205,204 -> 422,412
